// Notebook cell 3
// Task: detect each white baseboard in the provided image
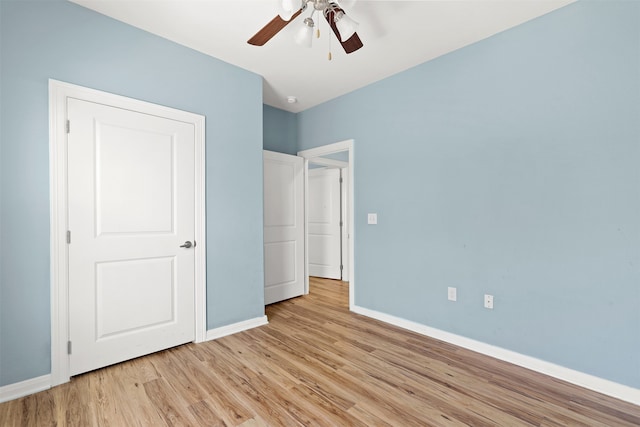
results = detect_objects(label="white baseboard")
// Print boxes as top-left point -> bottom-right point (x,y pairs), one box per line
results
4,311 -> 637,406
0,374 -> 51,403
0,316 -> 269,403
205,315 -> 269,341
351,305 -> 640,406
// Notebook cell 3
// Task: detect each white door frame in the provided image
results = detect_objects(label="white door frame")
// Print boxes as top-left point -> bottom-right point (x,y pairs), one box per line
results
340,166 -> 349,280
48,79 -> 207,386
298,140 -> 355,309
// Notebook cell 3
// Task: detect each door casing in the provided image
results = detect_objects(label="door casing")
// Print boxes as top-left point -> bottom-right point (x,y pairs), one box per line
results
298,140 -> 355,309
49,79 -> 207,386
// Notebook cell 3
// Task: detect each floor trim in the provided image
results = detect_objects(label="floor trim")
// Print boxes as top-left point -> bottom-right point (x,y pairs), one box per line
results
205,315 -> 269,341
351,305 -> 640,406
0,375 -> 51,404
6,310 -> 637,406
0,316 -> 269,403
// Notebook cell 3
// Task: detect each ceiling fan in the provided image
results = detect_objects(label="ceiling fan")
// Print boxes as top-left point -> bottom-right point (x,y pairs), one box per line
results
248,0 -> 363,55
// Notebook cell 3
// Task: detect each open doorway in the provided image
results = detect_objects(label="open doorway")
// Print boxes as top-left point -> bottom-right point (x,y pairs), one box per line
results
298,140 -> 355,309
307,165 -> 347,281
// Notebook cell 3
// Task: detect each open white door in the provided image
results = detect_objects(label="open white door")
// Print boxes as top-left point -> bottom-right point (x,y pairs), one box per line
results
67,98 -> 196,376
263,151 -> 305,305
308,168 -> 342,279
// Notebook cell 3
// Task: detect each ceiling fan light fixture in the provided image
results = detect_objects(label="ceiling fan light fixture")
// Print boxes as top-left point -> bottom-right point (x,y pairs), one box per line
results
278,0 -> 296,20
313,0 -> 329,11
334,10 -> 358,42
294,17 -> 315,47
248,0 -> 363,54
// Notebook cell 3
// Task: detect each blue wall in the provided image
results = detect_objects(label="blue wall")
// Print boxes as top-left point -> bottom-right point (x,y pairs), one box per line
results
297,1 -> 640,388
0,1 -> 265,386
263,105 -> 297,155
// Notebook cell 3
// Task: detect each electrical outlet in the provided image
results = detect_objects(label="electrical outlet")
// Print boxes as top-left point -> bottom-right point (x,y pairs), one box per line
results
448,287 -> 457,301
367,213 -> 378,225
484,294 -> 494,309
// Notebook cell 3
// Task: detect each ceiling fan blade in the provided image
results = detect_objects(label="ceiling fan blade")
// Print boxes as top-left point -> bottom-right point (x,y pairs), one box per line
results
325,9 -> 363,54
248,9 -> 303,46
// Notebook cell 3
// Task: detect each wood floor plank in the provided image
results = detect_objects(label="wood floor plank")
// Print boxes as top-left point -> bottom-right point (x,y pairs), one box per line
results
90,368 -> 132,426
142,378 -> 197,427
202,345 -> 304,426
235,337 -> 357,413
238,328 -> 360,412
62,371 -> 98,426
150,348 -> 210,406
111,361 -> 168,427
1,277 -> 638,426
285,384 -> 371,427
188,399 -> 227,427
179,344 -> 255,426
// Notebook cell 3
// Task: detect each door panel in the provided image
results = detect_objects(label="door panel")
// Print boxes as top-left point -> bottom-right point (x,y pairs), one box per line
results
308,168 -> 341,279
264,241 -> 297,286
95,257 -> 175,338
263,151 -> 304,304
68,98 -> 195,376
97,124 -> 174,234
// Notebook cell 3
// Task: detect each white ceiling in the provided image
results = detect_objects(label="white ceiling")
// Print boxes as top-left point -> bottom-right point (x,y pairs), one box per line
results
70,0 -> 575,113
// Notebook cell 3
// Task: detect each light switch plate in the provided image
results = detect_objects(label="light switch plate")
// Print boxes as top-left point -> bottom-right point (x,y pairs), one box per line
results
448,287 -> 457,301
367,213 -> 378,225
484,294 -> 494,309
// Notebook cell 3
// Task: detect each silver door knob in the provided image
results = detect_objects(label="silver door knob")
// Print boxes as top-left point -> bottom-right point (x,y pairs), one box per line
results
180,241 -> 193,248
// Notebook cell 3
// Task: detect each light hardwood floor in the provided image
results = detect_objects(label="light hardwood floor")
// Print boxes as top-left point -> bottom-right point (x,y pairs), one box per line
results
1,277 -> 639,426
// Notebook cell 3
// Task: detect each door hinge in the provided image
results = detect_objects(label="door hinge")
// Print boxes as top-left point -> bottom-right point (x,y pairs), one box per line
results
66,230 -> 71,244
67,341 -> 72,355
339,177 -> 343,184
340,221 -> 343,227
66,120 -> 70,134
340,265 -> 344,271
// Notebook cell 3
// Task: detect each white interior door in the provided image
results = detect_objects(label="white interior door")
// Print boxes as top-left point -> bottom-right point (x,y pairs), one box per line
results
308,168 -> 342,279
263,150 -> 304,305
67,98 -> 195,376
